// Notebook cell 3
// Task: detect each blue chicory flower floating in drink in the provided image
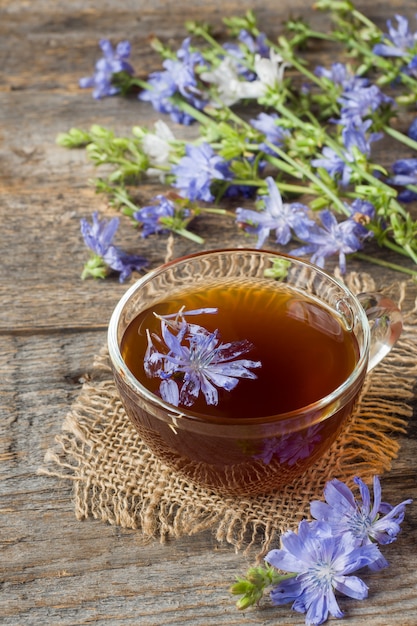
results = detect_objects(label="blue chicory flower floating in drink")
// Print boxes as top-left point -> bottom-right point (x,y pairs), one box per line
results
144,307 -> 261,407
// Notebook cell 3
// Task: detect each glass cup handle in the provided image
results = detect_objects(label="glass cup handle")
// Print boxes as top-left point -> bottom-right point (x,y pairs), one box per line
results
357,292 -> 403,372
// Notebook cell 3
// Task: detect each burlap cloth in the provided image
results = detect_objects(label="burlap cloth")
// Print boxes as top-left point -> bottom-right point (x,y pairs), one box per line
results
40,272 -> 417,555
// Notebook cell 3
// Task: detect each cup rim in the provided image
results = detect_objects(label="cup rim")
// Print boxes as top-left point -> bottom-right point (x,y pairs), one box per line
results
107,248 -> 370,426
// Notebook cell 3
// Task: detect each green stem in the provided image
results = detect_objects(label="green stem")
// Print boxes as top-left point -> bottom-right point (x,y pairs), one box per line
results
383,125 -> 417,153
279,48 -> 324,89
111,187 -> 140,213
380,235 -> 415,259
192,26 -> 235,57
262,153 -> 305,179
200,207 -> 229,214
286,26 -> 335,44
350,7 -> 381,32
276,182 -> 318,195
171,96 -> 221,129
129,77 -> 154,91
404,243 -> 417,265
230,177 -> 316,196
353,252 -> 417,277
173,227 -> 204,244
267,145 -> 349,214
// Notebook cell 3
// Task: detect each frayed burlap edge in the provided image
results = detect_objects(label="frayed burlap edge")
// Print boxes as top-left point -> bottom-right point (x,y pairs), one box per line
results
39,273 -> 417,556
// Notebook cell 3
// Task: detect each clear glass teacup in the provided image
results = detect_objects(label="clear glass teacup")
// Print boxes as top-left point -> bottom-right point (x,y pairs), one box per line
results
108,249 -> 402,496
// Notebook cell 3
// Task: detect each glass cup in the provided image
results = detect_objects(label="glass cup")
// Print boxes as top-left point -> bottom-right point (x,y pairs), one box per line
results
108,249 -> 403,496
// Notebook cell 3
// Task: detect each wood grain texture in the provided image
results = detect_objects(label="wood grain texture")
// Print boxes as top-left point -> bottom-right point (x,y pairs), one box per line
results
1,1 -> 416,624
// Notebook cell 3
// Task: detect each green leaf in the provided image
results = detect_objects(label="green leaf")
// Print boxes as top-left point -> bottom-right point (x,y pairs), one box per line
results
56,128 -> 91,148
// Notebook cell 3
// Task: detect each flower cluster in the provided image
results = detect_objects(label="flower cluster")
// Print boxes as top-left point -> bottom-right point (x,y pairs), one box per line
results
60,2 -> 417,281
79,39 -> 134,99
231,476 -> 412,625
144,307 -> 261,407
372,14 -> 417,70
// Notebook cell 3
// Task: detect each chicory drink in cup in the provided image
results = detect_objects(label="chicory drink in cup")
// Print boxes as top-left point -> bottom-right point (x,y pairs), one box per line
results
121,283 -> 357,421
108,249 -> 402,496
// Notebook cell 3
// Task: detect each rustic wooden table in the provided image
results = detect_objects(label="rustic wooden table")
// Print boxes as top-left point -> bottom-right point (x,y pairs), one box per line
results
1,1 -> 416,624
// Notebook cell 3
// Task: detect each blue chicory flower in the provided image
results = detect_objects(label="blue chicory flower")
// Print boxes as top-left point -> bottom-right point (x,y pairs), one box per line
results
312,118 -> 381,187
79,39 -> 134,99
163,37 -> 206,106
340,116 -> 383,154
292,209 -> 363,273
388,157 -> 417,202
102,246 -> 149,283
138,69 -> 178,115
315,62 -> 392,123
345,198 -> 375,240
250,112 -> 290,154
238,29 -> 270,58
311,146 -> 351,186
224,181 -> 258,199
236,176 -> 314,248
389,157 -> 417,186
395,188 -> 417,202
133,195 -> 186,237
407,54 -> 417,78
139,69 -> 196,125
265,519 -> 383,626
408,117 -> 417,141
80,211 -> 119,256
310,476 -> 412,552
144,308 -> 261,407
171,142 -> 231,202
373,15 -> 417,58
232,473 -> 411,622
139,38 -> 207,125
80,212 -> 147,282
338,84 -> 392,120
314,62 -> 369,92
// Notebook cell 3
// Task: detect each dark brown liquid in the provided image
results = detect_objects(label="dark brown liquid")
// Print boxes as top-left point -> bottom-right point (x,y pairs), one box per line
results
121,282 -> 358,419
